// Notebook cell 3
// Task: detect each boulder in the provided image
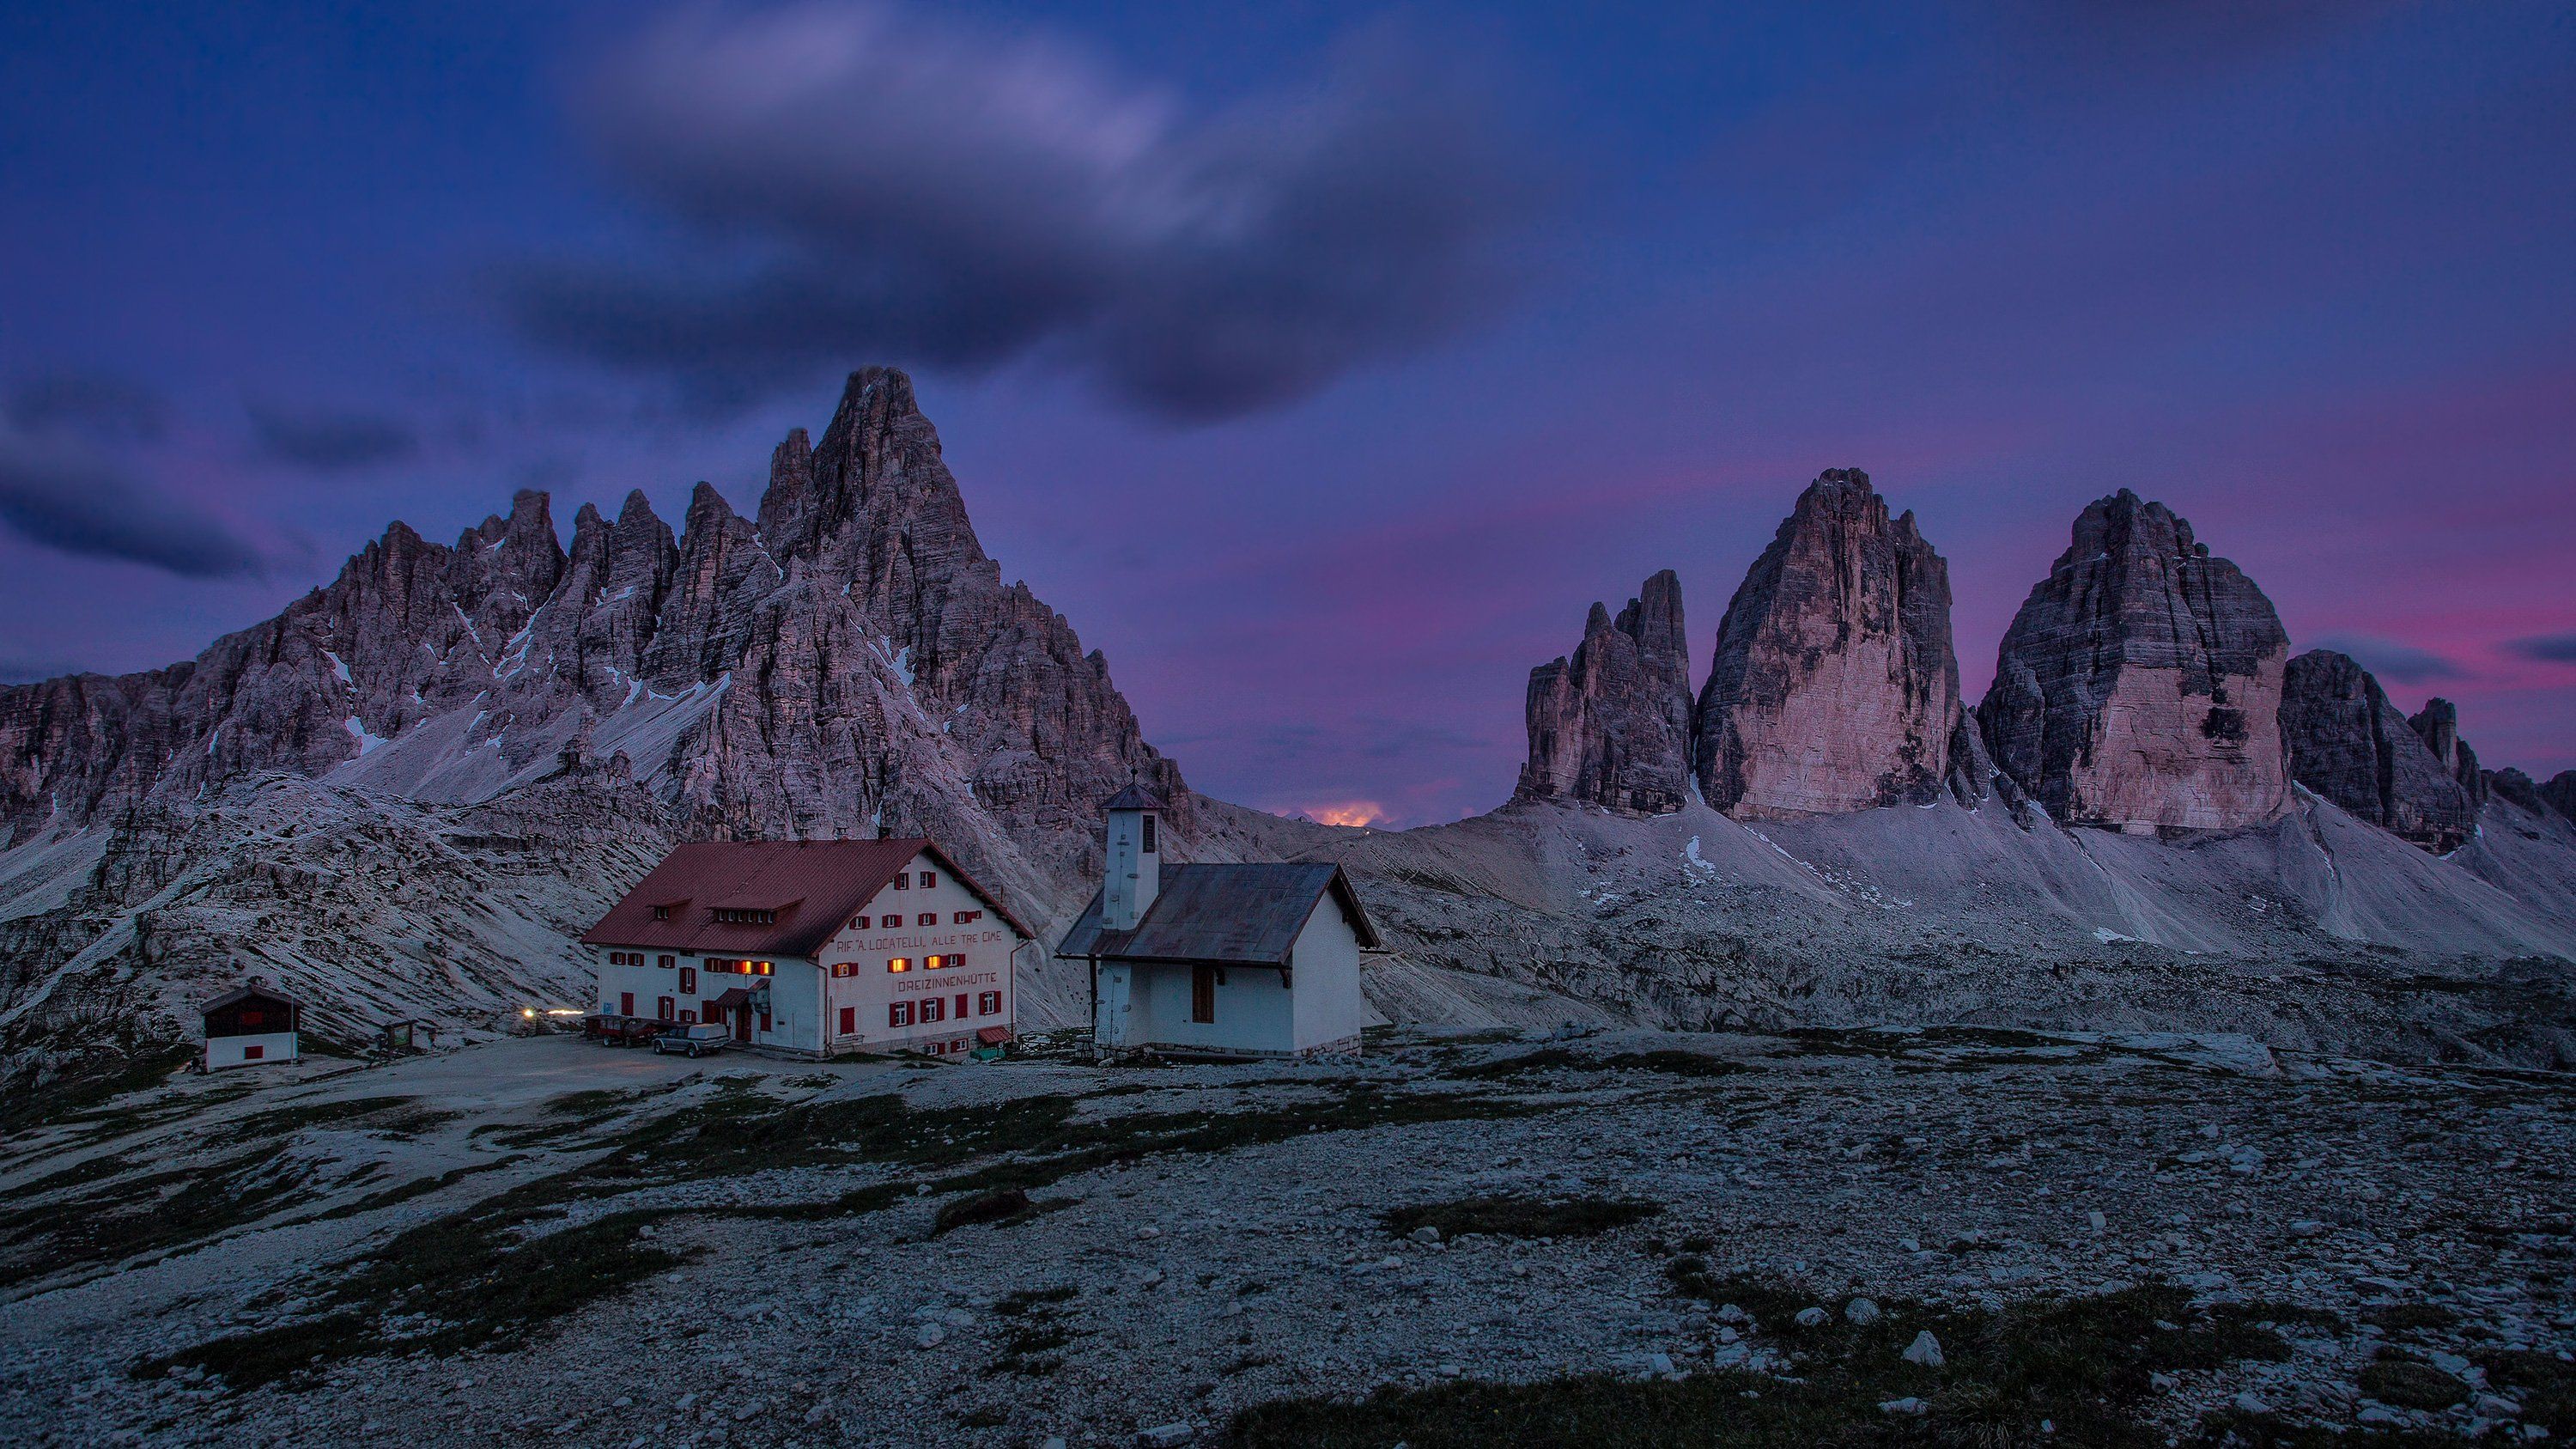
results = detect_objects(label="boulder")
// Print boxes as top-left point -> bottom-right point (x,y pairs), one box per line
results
1692,470 -> 1960,817
1516,570 -> 1692,814
2279,650 -> 2473,852
1979,490 -> 2291,832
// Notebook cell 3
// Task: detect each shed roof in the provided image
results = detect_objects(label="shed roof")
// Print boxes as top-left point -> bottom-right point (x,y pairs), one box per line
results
581,839 -> 1031,958
1054,862 -> 1381,965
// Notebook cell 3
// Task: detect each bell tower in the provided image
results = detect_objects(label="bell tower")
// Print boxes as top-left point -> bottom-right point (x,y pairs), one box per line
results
1100,782 -> 1163,930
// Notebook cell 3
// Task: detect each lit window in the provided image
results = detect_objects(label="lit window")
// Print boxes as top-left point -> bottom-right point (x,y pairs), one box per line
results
888,957 -> 911,973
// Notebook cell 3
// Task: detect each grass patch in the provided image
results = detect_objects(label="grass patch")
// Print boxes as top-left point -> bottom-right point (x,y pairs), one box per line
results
2366,1303 -> 2459,1335
1599,1051 -> 1753,1079
2480,1349 -> 2576,1436
2360,1357 -> 2472,1410
0,1042 -> 194,1135
137,1209 -> 682,1393
0,1149 -> 331,1288
142,1076 -> 1546,1391
1382,1196 -> 1661,1241
1230,1282 -> 2306,1448
932,1187 -> 1038,1236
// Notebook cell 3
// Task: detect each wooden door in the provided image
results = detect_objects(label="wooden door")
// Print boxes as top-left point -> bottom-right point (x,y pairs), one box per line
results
1191,965 -> 1216,1024
733,1008 -> 752,1043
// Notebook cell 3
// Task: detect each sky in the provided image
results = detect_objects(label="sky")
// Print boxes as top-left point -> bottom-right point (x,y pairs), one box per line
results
3,0 -> 2572,827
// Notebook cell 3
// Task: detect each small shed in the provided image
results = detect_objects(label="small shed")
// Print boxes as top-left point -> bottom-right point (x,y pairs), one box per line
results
200,977 -> 301,1071
379,1019 -> 435,1052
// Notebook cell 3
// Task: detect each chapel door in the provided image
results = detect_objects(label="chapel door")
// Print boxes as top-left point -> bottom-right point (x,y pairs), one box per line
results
1191,965 -> 1216,1024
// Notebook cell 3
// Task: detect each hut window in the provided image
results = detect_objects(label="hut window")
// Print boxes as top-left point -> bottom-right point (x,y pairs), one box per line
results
920,871 -> 938,888
888,958 -> 911,973
1141,815 -> 1157,854
977,991 -> 1001,1015
851,915 -> 869,929
889,1002 -> 914,1027
652,904 -> 670,920
243,1044 -> 264,1060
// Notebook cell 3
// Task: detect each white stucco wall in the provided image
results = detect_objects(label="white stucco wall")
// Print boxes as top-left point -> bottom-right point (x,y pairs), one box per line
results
1286,899 -> 1366,1052
588,848 -> 1024,1057
205,1032 -> 297,1070
1093,894 -> 1365,1057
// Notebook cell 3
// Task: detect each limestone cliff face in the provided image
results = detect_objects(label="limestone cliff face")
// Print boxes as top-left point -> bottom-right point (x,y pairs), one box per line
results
2407,699 -> 2490,814
2280,650 -> 2473,852
1692,471 -> 1959,818
1516,571 -> 1692,814
1979,490 -> 2291,833
0,368 -> 1182,911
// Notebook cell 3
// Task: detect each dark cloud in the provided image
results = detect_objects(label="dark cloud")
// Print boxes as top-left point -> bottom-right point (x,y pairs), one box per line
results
2312,634 -> 2465,685
0,425 -> 264,578
2509,634 -> 2576,666
6,374 -> 171,443
504,4 -> 1546,422
246,403 -> 421,469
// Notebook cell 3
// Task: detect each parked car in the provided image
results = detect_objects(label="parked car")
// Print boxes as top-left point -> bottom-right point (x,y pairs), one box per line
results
653,1022 -> 731,1058
583,1014 -> 665,1048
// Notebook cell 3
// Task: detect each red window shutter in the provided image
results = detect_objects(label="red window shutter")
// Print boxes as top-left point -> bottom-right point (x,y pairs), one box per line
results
659,997 -> 674,1020
620,992 -> 634,1016
243,1044 -> 264,1060
679,967 -> 696,992
954,993 -> 968,1020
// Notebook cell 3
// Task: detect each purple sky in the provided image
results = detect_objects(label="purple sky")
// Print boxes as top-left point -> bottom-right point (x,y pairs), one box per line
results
3,1 -> 2572,825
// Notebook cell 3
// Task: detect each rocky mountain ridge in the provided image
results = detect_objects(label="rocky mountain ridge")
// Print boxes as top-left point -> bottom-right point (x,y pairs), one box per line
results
0,368 -> 1188,920
3,387 -> 2572,1087
1514,473 -> 2571,854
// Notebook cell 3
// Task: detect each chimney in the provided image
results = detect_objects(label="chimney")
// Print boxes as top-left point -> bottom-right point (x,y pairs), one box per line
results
1100,783 -> 1163,931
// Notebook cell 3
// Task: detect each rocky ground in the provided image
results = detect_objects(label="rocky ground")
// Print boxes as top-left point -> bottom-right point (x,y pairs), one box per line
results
1,1025 -> 2570,1447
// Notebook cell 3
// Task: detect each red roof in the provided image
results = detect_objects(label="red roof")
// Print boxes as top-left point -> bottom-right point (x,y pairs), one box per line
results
580,839 -> 1031,959
975,1025 -> 1013,1045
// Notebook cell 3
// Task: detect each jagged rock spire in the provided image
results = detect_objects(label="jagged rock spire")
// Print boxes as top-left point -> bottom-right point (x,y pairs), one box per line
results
1980,490 -> 2291,833
1516,570 -> 1691,814
2281,650 -> 2473,852
1692,470 -> 1960,817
